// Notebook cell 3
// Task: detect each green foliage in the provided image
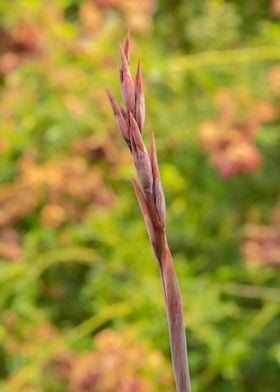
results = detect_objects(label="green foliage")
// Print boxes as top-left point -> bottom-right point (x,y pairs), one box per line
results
0,1 -> 280,391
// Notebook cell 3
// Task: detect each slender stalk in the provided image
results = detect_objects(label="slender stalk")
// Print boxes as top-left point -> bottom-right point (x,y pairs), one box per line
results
107,32 -> 191,392
161,243 -> 191,392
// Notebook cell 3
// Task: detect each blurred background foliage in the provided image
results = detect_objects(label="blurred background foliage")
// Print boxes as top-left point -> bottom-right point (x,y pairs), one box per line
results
0,0 -> 280,391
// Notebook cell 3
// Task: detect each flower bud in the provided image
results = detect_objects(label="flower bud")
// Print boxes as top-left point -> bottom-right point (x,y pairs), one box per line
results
129,113 -> 145,152
135,150 -> 154,194
130,114 -> 153,193
106,88 -> 130,145
123,31 -> 130,64
131,177 -> 156,253
154,177 -> 166,225
150,134 -> 166,225
135,61 -> 145,133
120,45 -> 135,114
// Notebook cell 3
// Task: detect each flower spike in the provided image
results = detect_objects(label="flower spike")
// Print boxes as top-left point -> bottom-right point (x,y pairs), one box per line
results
107,33 -> 192,392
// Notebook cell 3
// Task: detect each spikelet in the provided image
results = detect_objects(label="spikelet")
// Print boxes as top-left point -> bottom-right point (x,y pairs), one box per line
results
150,133 -> 166,226
106,88 -> 130,146
119,45 -> 135,114
131,177 -> 156,253
135,61 -> 145,132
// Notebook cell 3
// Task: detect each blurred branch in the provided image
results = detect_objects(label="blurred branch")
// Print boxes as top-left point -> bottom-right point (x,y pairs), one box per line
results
222,283 -> 280,302
169,46 -> 280,72
34,246 -> 99,276
0,247 -> 99,305
67,303 -> 131,344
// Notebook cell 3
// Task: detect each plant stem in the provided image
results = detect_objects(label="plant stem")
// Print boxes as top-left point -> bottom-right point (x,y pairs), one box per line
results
157,234 -> 191,392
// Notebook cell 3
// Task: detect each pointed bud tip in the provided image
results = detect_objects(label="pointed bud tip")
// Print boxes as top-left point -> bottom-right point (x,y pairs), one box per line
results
131,177 -> 146,210
150,133 -> 160,179
135,60 -> 143,89
129,112 -> 139,130
124,31 -> 131,60
106,87 -> 114,108
106,88 -> 121,115
119,44 -> 128,65
129,113 -> 145,152
131,176 -> 139,189
105,86 -> 112,99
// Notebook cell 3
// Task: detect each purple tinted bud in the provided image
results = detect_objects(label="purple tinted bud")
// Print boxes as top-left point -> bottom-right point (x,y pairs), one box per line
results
134,150 -> 153,194
154,177 -> 166,225
129,114 -> 153,193
131,178 -> 156,252
106,88 -> 130,144
149,133 -> 160,179
119,45 -> 135,114
150,134 -> 166,225
135,61 -> 145,133
129,113 -> 145,152
123,31 -> 130,64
